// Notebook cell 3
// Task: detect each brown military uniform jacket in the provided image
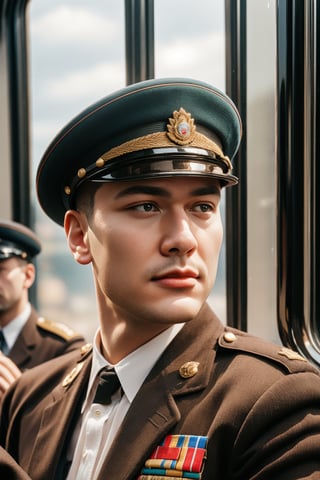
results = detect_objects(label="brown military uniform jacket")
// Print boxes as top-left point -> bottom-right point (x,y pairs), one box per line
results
1,303 -> 320,480
0,446 -> 31,480
8,307 -> 86,371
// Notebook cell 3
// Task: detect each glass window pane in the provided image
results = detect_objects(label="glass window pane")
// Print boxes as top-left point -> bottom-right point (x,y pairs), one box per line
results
154,0 -> 225,90
246,0 -> 278,343
30,0 -> 125,340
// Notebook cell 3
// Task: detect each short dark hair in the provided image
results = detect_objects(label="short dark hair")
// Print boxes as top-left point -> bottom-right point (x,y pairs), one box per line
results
74,182 -> 102,220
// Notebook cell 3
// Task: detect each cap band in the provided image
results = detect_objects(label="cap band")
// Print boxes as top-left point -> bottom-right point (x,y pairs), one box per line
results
99,129 -> 230,165
0,240 -> 28,261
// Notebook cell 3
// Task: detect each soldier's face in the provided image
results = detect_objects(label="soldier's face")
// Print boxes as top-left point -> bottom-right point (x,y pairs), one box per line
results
66,177 -> 223,330
0,258 -> 30,320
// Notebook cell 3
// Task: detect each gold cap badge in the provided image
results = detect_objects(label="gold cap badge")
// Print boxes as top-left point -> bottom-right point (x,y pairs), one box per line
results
167,108 -> 196,145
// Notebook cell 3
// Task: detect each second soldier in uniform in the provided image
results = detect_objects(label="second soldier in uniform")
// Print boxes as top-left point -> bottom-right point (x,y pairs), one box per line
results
0,219 -> 85,399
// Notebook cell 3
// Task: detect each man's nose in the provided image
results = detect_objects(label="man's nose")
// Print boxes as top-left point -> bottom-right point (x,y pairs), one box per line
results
160,212 -> 197,257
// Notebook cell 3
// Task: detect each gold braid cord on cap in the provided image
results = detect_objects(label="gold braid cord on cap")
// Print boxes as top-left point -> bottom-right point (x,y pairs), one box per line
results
99,108 -> 231,168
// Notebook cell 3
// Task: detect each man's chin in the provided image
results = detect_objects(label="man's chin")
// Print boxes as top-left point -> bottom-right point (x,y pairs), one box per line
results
155,298 -> 205,324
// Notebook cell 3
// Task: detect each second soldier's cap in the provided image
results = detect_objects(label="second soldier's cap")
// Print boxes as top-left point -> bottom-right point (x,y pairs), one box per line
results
0,219 -> 41,261
36,77 -> 242,226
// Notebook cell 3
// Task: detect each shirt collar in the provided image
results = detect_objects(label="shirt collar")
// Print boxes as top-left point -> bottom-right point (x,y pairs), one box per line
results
2,302 -> 31,351
85,323 -> 184,407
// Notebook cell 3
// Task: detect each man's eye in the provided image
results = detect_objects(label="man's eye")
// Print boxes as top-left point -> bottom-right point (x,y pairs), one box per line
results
194,203 -> 214,213
133,203 -> 157,212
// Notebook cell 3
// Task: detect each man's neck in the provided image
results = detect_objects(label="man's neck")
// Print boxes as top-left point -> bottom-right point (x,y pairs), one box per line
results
99,320 -> 172,364
0,300 -> 30,328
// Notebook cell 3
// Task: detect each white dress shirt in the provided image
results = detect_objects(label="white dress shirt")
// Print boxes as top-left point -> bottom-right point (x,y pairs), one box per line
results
66,323 -> 184,480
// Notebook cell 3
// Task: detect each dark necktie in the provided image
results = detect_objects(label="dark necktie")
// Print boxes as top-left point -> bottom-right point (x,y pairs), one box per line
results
93,368 -> 121,405
0,330 -> 7,354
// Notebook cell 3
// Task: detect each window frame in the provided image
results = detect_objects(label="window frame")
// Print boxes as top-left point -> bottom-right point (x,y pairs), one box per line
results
3,0 -> 320,365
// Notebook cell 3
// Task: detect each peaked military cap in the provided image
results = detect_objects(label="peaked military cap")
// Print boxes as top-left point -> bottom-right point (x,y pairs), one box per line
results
0,219 -> 41,261
36,77 -> 242,226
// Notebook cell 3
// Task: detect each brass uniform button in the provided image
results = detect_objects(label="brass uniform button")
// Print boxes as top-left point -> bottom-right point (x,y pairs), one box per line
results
223,332 -> 237,343
179,361 -> 200,378
77,167 -> 87,178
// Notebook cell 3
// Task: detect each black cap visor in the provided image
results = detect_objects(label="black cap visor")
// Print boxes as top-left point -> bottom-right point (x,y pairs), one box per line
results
68,147 -> 238,207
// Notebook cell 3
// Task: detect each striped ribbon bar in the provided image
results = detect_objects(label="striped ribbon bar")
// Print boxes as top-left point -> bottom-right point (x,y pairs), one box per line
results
138,434 -> 208,479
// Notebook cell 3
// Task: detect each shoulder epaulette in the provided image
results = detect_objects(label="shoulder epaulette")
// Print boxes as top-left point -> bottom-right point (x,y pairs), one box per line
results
218,328 -> 318,375
37,317 -> 81,341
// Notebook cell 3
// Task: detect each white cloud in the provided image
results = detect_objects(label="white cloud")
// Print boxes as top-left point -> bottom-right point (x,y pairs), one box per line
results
31,5 -> 117,44
156,32 -> 225,88
32,120 -> 61,141
44,61 -> 125,102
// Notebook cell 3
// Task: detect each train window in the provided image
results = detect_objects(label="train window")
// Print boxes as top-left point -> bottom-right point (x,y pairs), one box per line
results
30,0 -> 125,340
10,0 -> 316,364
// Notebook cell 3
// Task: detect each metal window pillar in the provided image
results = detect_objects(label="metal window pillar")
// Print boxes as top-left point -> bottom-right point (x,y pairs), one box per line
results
125,0 -> 154,85
277,0 -> 320,366
225,0 -> 248,331
0,0 -> 31,225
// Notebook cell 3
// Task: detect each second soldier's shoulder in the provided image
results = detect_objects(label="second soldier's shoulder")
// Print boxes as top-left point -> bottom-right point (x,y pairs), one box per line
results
8,342 -> 93,396
36,316 -> 84,342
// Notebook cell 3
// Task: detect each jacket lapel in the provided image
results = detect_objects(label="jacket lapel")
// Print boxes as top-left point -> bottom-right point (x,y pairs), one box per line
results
8,310 -> 39,368
97,304 -> 223,480
27,356 -> 92,479
97,371 -> 180,480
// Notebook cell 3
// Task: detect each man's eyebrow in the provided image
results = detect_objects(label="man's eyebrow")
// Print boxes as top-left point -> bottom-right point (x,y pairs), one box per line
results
115,184 -> 221,199
115,185 -> 170,198
191,186 -> 221,197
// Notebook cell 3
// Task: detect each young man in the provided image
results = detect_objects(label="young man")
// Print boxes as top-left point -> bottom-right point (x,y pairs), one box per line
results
1,78 -> 320,479
0,219 -> 85,400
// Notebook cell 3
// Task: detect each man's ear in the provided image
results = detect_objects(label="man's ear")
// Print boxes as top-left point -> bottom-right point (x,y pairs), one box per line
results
64,210 -> 92,265
24,263 -> 36,289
